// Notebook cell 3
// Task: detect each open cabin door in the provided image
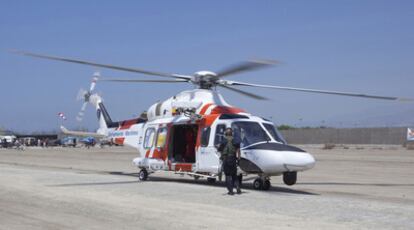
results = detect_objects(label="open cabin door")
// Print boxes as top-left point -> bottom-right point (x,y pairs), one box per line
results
168,124 -> 198,171
196,123 -> 225,174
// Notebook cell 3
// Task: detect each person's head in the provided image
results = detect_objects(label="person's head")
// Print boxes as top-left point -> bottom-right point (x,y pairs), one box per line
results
224,128 -> 233,137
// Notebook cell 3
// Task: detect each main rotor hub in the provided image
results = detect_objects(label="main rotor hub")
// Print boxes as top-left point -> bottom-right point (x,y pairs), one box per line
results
193,71 -> 218,89
84,91 -> 91,102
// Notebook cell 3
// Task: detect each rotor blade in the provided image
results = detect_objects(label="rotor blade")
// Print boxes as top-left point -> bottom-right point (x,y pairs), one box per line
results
219,84 -> 267,100
76,102 -> 88,122
90,78 -> 97,92
90,72 -> 100,91
11,50 -> 192,80
215,59 -> 279,78
80,102 -> 88,112
76,88 -> 87,101
226,80 -> 412,101
100,78 -> 189,83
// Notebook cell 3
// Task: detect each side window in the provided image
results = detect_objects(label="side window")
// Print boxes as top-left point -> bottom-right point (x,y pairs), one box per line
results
144,128 -> 156,149
156,127 -> 168,148
214,124 -> 226,146
201,127 -> 211,147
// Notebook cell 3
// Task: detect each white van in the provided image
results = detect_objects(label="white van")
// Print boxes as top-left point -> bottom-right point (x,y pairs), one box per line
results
0,135 -> 16,143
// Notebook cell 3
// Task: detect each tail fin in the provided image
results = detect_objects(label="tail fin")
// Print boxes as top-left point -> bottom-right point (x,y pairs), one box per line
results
91,94 -> 147,134
88,94 -> 117,135
97,102 -> 119,129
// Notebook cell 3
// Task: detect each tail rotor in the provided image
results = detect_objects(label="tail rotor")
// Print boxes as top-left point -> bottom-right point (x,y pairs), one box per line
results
76,72 -> 100,122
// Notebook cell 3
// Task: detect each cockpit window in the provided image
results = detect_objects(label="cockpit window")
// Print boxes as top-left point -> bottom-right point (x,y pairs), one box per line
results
263,123 -> 286,144
231,122 -> 270,147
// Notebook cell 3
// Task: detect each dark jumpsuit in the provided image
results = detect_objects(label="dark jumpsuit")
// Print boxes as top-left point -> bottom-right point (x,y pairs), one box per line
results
218,139 -> 241,193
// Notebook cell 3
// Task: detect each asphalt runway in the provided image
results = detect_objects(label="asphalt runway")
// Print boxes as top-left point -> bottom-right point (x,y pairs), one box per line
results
1,145 -> 413,230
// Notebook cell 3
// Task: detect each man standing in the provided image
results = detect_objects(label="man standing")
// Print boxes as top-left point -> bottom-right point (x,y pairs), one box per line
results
218,128 -> 241,195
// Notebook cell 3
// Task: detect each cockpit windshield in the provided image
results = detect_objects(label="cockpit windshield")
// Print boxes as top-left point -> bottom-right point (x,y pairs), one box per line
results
263,123 -> 286,144
231,121 -> 270,147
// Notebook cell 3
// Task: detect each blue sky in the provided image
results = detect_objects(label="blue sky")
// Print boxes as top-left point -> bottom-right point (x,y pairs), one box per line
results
1,1 -> 413,132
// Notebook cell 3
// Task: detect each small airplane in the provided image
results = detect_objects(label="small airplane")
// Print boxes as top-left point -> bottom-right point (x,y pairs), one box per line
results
13,51 -> 411,190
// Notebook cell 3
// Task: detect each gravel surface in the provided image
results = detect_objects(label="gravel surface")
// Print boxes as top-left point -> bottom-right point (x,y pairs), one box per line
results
0,146 -> 413,230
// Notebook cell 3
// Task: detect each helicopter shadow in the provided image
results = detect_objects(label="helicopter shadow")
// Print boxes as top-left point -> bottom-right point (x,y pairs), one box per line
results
52,171 -> 318,196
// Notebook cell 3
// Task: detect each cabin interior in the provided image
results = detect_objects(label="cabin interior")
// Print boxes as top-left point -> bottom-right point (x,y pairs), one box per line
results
169,124 -> 198,163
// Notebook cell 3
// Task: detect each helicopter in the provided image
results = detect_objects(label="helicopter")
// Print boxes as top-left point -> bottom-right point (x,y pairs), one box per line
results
13,51 -> 411,190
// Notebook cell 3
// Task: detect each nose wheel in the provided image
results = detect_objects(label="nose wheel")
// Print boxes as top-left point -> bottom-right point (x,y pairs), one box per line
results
253,177 -> 271,190
138,169 -> 148,181
283,171 -> 297,186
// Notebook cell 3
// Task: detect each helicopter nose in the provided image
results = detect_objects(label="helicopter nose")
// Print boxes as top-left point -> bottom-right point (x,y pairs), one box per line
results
241,143 -> 315,174
282,151 -> 315,171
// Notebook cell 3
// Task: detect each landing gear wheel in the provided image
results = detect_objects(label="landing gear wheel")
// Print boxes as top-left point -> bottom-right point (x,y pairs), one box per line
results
207,178 -> 216,184
138,169 -> 148,181
253,178 -> 263,190
262,179 -> 271,190
283,172 -> 297,186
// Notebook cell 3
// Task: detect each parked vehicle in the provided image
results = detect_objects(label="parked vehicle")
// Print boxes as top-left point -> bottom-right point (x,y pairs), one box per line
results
61,137 -> 77,147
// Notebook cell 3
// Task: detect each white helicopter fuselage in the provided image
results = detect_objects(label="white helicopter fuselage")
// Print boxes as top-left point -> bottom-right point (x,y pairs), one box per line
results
92,89 -> 315,187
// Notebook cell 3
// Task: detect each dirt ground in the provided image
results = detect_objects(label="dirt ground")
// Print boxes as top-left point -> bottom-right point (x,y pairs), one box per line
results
0,145 -> 413,230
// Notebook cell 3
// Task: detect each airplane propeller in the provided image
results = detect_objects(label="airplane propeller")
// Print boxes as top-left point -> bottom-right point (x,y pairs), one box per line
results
12,50 -> 412,101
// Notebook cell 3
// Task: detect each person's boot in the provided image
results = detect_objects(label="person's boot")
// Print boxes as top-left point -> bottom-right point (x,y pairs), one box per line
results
236,188 -> 241,194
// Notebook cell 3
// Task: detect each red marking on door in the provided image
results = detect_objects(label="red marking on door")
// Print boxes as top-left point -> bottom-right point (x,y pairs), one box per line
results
174,163 -> 192,172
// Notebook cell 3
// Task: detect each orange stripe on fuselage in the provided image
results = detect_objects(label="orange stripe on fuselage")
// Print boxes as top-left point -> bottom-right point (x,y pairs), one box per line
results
210,106 -> 244,114
199,103 -> 213,115
194,114 -> 220,149
119,118 -> 139,130
152,148 -> 162,159
114,137 -> 125,145
202,114 -> 220,126
160,123 -> 173,161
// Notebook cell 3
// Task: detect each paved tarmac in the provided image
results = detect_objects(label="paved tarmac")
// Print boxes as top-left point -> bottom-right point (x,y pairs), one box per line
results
0,145 -> 413,230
